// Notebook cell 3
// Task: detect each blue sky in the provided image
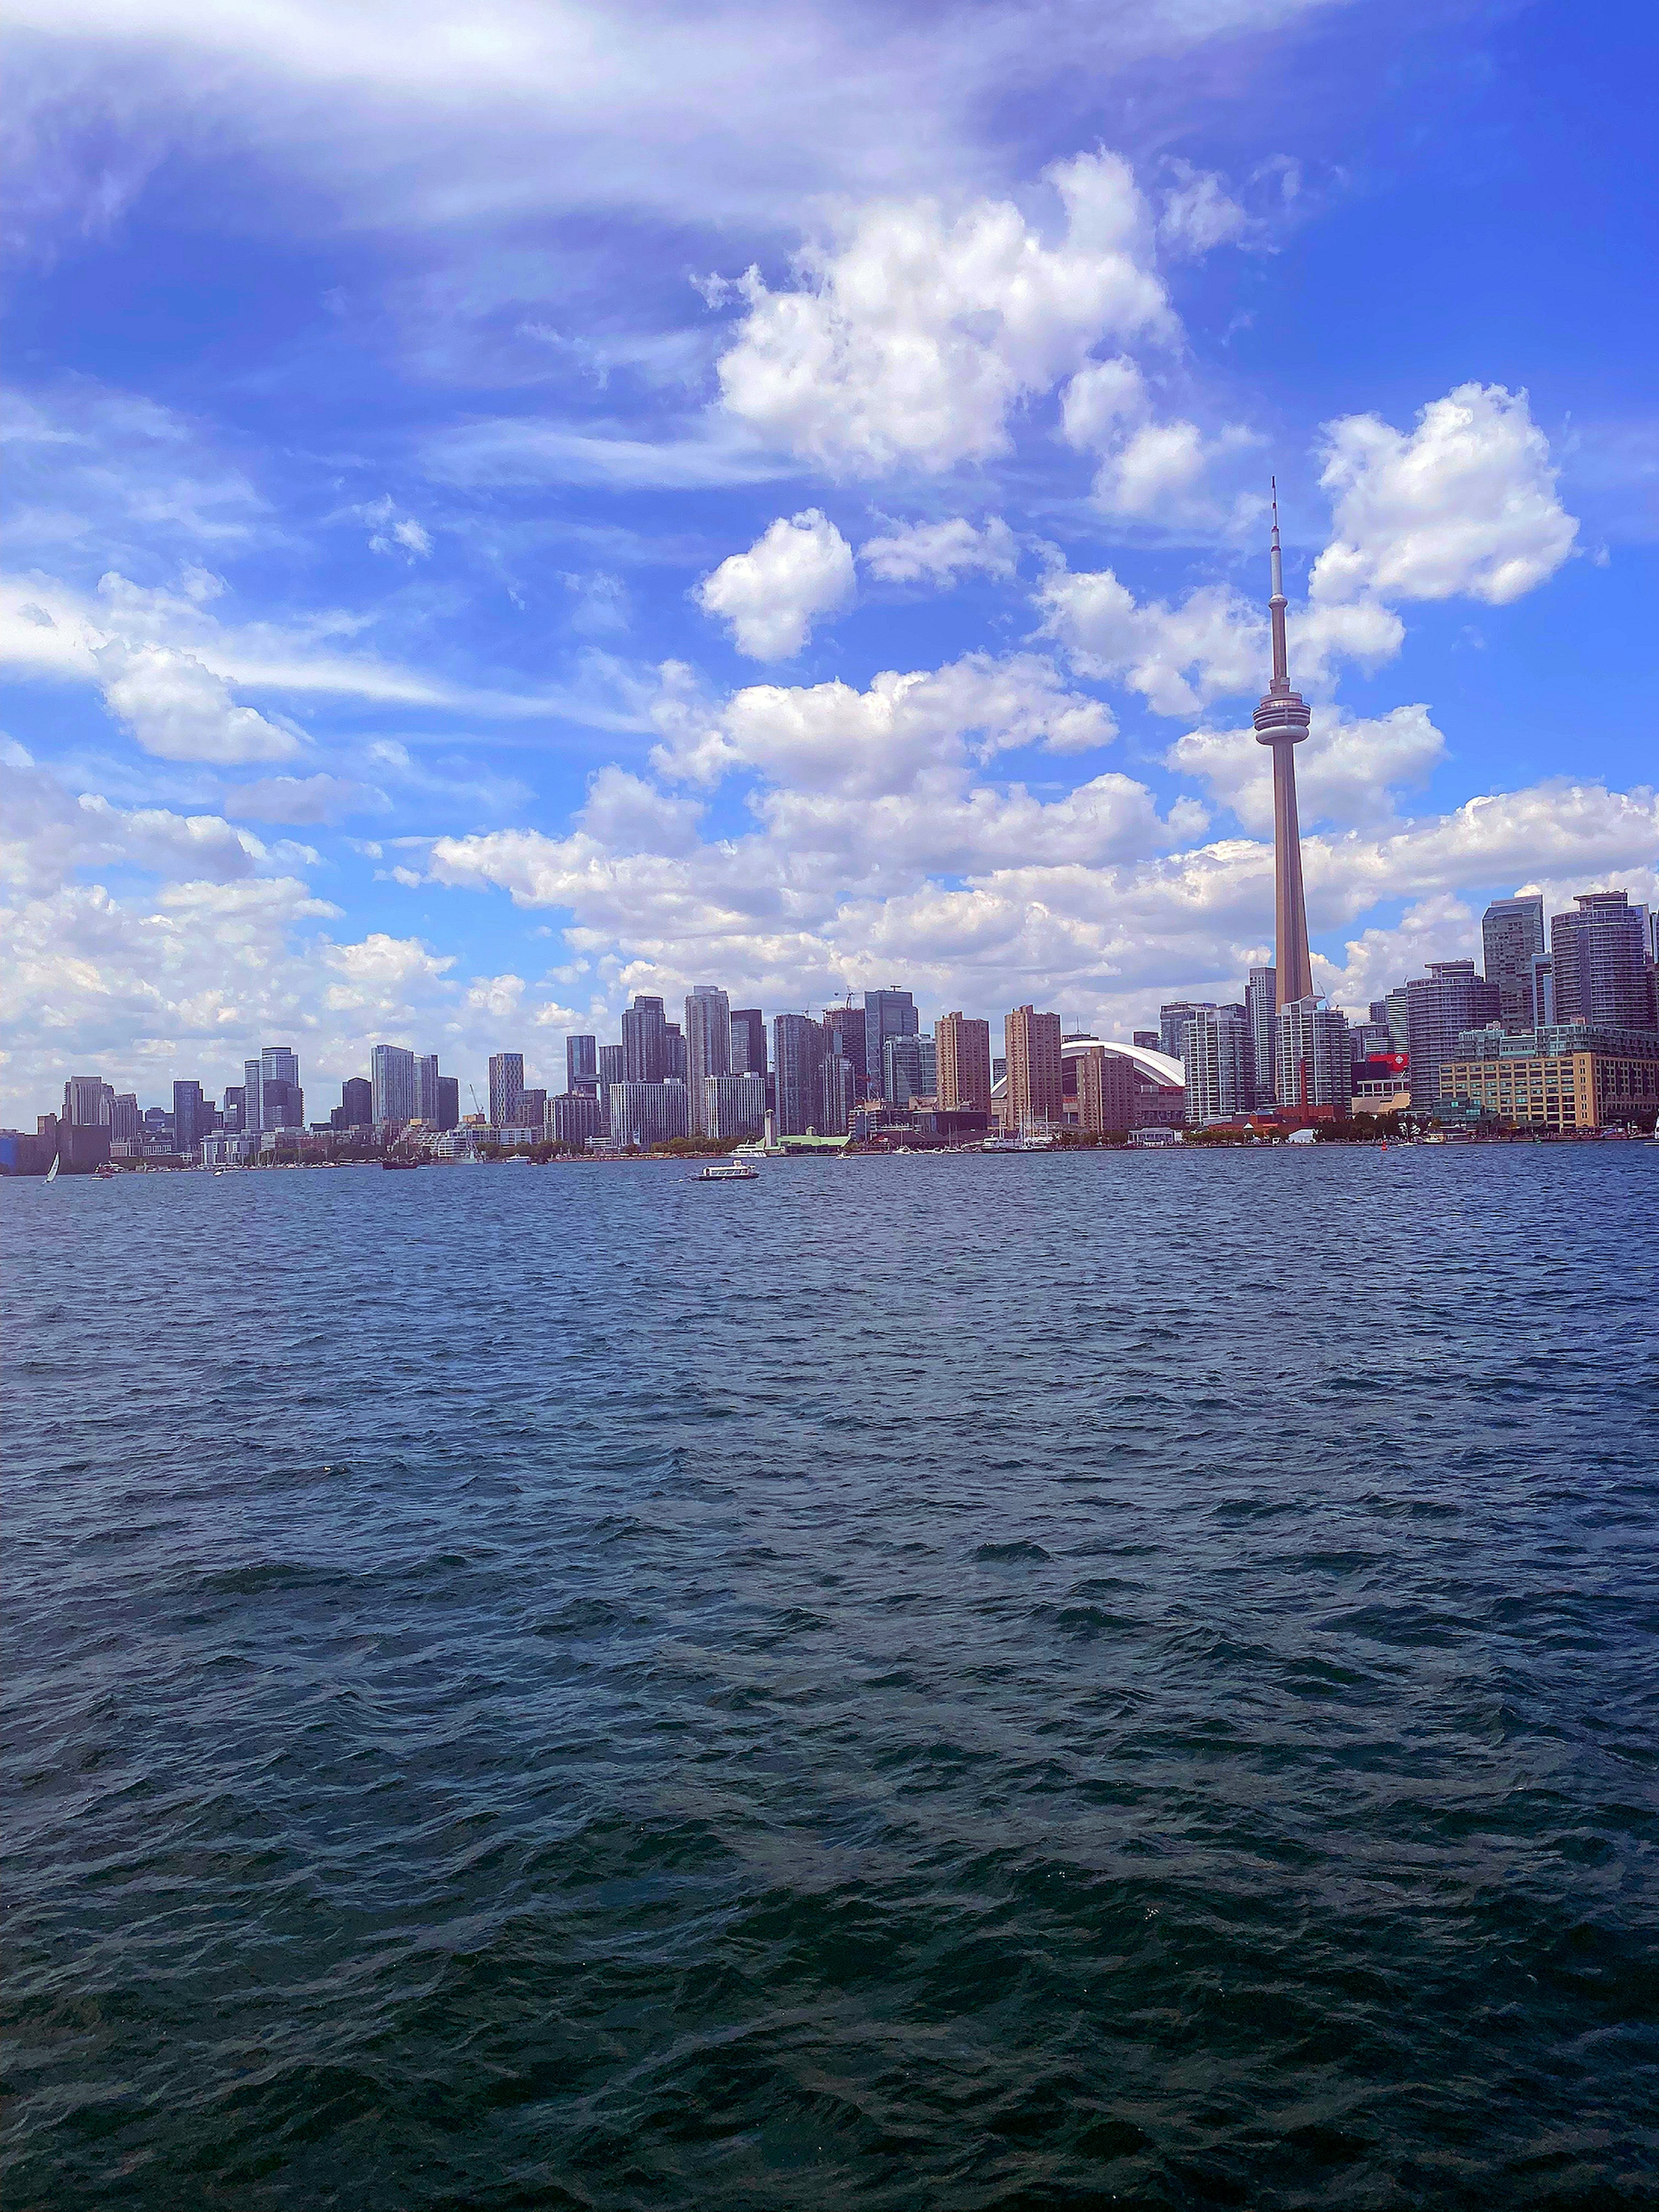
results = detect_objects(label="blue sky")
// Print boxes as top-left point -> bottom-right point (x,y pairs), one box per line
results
3,0 -> 1655,1119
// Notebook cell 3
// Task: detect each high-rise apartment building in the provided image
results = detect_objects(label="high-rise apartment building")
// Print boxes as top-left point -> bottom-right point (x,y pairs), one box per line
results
606,1081 -> 690,1148
413,1054 -> 440,1122
861,988 -> 918,1102
488,1052 -> 525,1128
823,1005 -> 867,1091
1072,1046 -> 1137,1135
597,1043 -> 624,1090
1550,890 -> 1654,1032
566,1035 -> 598,1094
935,1012 -> 992,1114
1274,998 -> 1352,1113
1481,895 -> 1546,1030
243,1057 -> 264,1135
1182,1008 -> 1255,1124
621,996 -> 667,1083
1245,967 -> 1276,1105
172,1080 -> 206,1158
664,1023 -> 686,1082
62,1075 -> 114,1126
339,1077 -> 373,1127
371,1044 -> 417,1124
683,986 -> 731,1135
1005,1005 -> 1063,1132
521,1088 -> 547,1133
552,1091 -> 604,1149
109,1093 -> 141,1144
703,1073 -> 767,1142
773,1014 -> 826,1134
729,1009 -> 767,1078
435,1076 -> 459,1132
1404,962 -> 1501,1109
882,1033 -> 925,1106
819,1056 -> 855,1136
1159,1001 -> 1212,1063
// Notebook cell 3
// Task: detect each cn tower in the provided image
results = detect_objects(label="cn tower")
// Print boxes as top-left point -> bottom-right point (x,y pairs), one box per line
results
1252,484 -> 1314,1007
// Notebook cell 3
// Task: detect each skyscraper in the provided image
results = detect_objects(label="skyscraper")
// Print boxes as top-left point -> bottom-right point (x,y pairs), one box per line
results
1159,1001 -> 1211,1063
520,1088 -> 547,1134
1005,1005 -> 1063,1132
1182,1009 -> 1254,1124
621,996 -> 667,1083
1252,489 -> 1314,1009
1274,998 -> 1352,1113
413,1053 -> 440,1122
1404,962 -> 1501,1109
109,1093 -> 141,1144
257,1046 -> 303,1131
664,1023 -> 686,1083
607,1082 -> 690,1148
703,1073 -> 767,1142
62,1076 -> 114,1126
243,1057 -> 264,1136
1550,890 -> 1654,1031
882,1033 -> 925,1106
683,986 -> 731,1135
566,1035 -> 598,1094
823,1004 -> 867,1091
935,1013 -> 992,1114
773,1014 -> 825,1134
1072,1046 -> 1137,1135
861,988 -> 918,1101
489,1052 -> 525,1128
729,1009 -> 767,1078
371,1044 -> 416,1124
1245,967 -> 1276,1105
340,1077 -> 373,1127
435,1076 -> 459,1132
1481,895 -> 1546,1031
172,1080 -> 206,1158
819,1054 -> 855,1136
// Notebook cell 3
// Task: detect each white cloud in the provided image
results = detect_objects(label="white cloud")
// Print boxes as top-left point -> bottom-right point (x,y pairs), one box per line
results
1059,355 -> 1148,449
1157,165 -> 1249,257
1166,703 -> 1446,833
94,640 -> 306,763
359,496 -> 433,559
694,509 -> 855,659
650,651 -> 1116,794
713,150 -> 1173,473
1311,382 -> 1579,607
859,515 -> 1017,586
1056,353 -> 1250,522
225,772 -> 391,824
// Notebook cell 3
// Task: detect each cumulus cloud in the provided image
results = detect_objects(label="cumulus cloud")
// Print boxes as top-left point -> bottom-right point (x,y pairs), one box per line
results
1166,703 -> 1447,833
93,639 -> 306,763
694,508 -> 855,658
859,515 -> 1018,586
1157,164 -> 1250,257
1311,382 -> 1579,607
651,651 -> 1116,793
713,151 -> 1173,473
1057,352 -> 1249,522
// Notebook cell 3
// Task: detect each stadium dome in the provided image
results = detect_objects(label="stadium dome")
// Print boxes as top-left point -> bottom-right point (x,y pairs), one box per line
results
988,1035 -> 1185,1106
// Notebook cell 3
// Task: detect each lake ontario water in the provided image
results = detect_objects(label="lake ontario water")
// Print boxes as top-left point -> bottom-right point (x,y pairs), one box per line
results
3,1147 -> 1657,2209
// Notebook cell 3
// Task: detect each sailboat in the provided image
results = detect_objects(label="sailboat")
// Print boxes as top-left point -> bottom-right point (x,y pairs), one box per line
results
45,1154 -> 60,1182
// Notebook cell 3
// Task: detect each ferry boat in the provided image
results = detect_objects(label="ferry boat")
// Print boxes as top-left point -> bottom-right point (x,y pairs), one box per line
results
693,1158 -> 758,1182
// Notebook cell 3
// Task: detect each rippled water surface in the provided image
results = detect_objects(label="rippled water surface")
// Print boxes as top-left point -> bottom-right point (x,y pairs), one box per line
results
4,1148 -> 1658,2209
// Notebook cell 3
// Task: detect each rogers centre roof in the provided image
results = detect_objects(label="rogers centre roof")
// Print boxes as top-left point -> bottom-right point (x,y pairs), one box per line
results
988,1036 -> 1185,1097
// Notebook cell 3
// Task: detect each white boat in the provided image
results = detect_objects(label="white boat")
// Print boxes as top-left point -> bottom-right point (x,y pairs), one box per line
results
45,1154 -> 59,1182
693,1158 -> 759,1181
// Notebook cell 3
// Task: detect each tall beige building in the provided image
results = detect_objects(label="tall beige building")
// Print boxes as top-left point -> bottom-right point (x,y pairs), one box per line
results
935,1012 -> 992,1114
1072,1046 -> 1136,1135
1004,1005 -> 1063,1132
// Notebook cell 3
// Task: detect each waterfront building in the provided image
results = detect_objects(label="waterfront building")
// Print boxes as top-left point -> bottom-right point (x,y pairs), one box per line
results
521,1087 -> 547,1133
243,1056 -> 264,1135
1071,1045 -> 1137,1135
337,1076 -> 372,1127
1182,1008 -> 1255,1125
413,1054 -> 440,1122
729,1009 -> 767,1078
172,1080 -> 206,1159
1440,1023 -> 1659,1130
607,1080 -> 690,1148
435,1076 -> 459,1132
597,1043 -> 624,1090
63,1075 -> 114,1127
488,1052 -> 525,1128
1005,1005 -> 1064,1132
1481,895 -> 1546,1030
1159,1002 -> 1212,1063
917,1034 -> 937,1100
703,1073 -> 767,1142
109,1092 -> 141,1144
371,1045 -> 416,1124
566,1035 -> 599,1094
861,988 -> 918,1102
1245,968 -> 1276,1104
622,996 -> 668,1083
935,1013 -> 992,1114
1274,998 -> 1352,1114
664,1023 -> 687,1082
1404,961 -> 1501,1109
552,1091 -> 604,1148
1550,890 -> 1654,1032
683,986 -> 731,1135
883,1032 -> 925,1106
1252,489 -> 1315,1009
1384,987 -> 1409,1055
823,1005 -> 867,1091
820,1054 -> 855,1137
773,1013 -> 826,1134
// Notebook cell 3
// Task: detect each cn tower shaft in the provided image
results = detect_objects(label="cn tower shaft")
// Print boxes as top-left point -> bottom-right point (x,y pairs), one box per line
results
1251,492 -> 1314,1009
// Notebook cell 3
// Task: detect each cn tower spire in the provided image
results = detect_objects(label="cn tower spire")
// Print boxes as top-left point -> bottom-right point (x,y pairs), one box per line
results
1252,480 -> 1314,1009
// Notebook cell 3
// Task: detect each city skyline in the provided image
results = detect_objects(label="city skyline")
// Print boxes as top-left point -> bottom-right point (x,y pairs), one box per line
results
3,6 -> 1656,1125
